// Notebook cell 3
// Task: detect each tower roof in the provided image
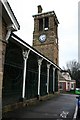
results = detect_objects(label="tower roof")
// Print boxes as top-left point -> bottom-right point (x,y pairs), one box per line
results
33,10 -> 59,24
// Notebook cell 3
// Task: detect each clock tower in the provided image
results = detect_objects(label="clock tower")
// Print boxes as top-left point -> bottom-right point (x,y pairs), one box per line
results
32,5 -> 59,65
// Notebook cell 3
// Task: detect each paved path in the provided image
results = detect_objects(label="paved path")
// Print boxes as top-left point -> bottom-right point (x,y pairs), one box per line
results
3,94 -> 77,119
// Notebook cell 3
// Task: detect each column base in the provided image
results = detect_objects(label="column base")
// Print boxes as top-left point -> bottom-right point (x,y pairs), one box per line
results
53,91 -> 54,94
19,97 -> 26,102
47,92 -> 49,95
37,95 -> 40,100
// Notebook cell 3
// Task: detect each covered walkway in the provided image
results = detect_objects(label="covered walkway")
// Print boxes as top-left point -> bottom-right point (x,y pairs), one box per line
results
2,33 -> 61,110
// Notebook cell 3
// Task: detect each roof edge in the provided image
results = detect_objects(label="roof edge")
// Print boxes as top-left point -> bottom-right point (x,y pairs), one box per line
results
1,0 -> 20,31
11,33 -> 61,71
33,10 -> 59,24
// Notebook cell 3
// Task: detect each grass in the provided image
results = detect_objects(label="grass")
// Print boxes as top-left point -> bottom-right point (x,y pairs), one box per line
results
65,90 -> 80,95
65,90 -> 76,95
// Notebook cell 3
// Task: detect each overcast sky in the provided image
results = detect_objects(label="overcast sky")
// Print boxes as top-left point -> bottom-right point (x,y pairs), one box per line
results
8,0 -> 79,69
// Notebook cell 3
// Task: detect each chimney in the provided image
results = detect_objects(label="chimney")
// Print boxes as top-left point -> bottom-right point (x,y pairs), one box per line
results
37,5 -> 43,13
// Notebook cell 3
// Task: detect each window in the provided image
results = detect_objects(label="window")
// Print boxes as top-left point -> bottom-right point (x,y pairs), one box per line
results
71,83 -> 74,89
67,82 -> 70,90
39,17 -> 49,31
54,19 -> 57,36
44,17 -> 49,29
39,18 -> 43,31
60,83 -> 63,90
55,38 -> 57,44
56,58 -> 58,64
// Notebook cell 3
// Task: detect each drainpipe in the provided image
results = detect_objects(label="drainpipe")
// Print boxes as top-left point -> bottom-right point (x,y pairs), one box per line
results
6,29 -> 11,42
6,25 -> 14,42
22,50 -> 30,99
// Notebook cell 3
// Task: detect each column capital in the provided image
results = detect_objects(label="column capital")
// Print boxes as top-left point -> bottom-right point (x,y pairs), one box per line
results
38,58 -> 43,66
22,50 -> 30,60
47,63 -> 51,69
53,67 -> 56,71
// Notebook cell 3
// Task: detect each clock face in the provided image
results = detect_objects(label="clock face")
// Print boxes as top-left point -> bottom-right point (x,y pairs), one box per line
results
39,34 -> 46,42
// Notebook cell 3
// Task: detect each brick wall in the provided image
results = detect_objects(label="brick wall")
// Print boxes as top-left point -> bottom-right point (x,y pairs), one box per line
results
33,36 -> 59,65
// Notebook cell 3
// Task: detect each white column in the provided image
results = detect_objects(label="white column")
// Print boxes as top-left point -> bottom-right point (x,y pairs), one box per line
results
38,59 -> 43,97
22,50 -> 30,99
53,67 -> 55,93
47,64 -> 51,94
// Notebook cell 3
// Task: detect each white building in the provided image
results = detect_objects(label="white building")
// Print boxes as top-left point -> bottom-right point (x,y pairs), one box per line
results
59,71 -> 76,92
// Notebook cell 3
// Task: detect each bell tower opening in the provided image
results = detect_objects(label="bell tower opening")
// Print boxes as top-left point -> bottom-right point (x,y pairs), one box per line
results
44,17 -> 49,30
39,18 -> 43,31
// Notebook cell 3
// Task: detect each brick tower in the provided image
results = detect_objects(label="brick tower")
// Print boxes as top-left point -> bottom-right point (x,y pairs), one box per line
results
32,5 -> 59,65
